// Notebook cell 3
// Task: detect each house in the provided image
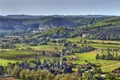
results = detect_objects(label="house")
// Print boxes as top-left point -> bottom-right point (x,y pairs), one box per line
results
72,56 -> 79,60
82,33 -> 89,38
5,36 -> 21,38
112,69 -> 120,75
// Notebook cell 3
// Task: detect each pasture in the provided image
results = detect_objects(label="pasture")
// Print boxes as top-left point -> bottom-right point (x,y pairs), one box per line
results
66,50 -> 120,72
0,59 -> 18,66
15,44 -> 62,51
0,37 -> 120,73
66,37 -> 120,72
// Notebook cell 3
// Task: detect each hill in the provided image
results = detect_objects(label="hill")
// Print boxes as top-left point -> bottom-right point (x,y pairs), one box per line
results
0,15 -> 111,30
84,16 -> 120,40
0,15 -> 120,40
31,16 -> 120,40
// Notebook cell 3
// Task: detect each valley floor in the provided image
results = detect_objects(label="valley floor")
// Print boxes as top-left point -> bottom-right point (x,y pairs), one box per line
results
0,37 -> 120,73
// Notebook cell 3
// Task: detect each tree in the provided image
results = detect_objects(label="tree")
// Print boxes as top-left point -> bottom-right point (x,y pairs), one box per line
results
77,67 -> 82,77
20,69 -> 30,79
10,65 -> 21,78
83,71 -> 96,80
46,72 -> 54,80
0,66 -> 4,74
96,54 -> 99,60
106,73 -> 117,80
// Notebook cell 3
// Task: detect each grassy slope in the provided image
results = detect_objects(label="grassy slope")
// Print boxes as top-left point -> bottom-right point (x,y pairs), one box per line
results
31,45 -> 62,51
67,50 -> 120,72
0,37 -> 120,72
87,43 -> 120,49
87,16 -> 120,29
0,59 -> 18,66
66,37 -> 120,72
0,44 -> 62,65
0,49 -> 36,60
67,37 -> 120,49
15,44 -> 62,52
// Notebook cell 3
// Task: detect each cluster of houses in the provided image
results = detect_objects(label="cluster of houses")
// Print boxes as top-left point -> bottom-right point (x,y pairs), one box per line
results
33,24 -> 55,33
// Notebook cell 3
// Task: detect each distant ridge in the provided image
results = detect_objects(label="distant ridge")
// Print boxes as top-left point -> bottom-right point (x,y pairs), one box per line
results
0,15 -> 112,30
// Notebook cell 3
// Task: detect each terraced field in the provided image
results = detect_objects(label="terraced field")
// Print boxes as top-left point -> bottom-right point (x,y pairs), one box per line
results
15,44 -> 62,51
66,50 -> 120,72
0,37 -> 120,72
67,37 -> 120,49
66,37 -> 120,72
0,59 -> 17,66
0,49 -> 36,60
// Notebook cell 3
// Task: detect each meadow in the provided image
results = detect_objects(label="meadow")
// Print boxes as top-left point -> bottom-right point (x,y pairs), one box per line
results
15,44 -> 62,51
66,50 -> 120,72
67,37 -> 120,72
0,37 -> 120,73
0,59 -> 17,66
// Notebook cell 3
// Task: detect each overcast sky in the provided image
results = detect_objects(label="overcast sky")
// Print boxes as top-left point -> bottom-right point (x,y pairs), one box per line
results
0,0 -> 120,15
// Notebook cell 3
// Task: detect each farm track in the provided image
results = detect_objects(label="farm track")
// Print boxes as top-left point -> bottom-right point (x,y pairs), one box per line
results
101,62 -> 120,69
0,77 -> 19,80
101,61 -> 120,72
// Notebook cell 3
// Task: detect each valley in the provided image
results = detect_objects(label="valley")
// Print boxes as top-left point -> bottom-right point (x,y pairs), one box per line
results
0,15 -> 120,80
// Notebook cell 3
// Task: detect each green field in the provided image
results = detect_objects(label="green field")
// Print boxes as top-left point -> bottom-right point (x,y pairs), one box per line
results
0,37 -> 120,73
31,45 -> 62,51
66,37 -> 120,72
87,43 -> 120,49
66,50 -> 120,72
0,59 -> 18,66
15,44 -> 62,51
67,37 -> 120,49
0,49 -> 36,60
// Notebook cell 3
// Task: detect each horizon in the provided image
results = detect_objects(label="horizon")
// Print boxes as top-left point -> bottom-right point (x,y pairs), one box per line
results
0,0 -> 120,16
0,14 -> 118,16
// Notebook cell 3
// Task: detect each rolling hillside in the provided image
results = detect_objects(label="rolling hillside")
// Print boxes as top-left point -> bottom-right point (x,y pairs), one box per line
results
85,16 -> 120,40
0,15 -> 111,30
31,16 -> 120,40
0,15 -> 120,40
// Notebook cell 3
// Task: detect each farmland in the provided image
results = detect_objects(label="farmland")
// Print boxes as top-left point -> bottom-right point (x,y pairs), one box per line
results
0,37 -> 120,73
0,10 -> 120,80
66,37 -> 120,72
66,50 -> 120,72
0,59 -> 17,66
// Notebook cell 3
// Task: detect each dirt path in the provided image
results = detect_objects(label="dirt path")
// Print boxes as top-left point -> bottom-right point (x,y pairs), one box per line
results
0,77 -> 19,80
101,62 -> 120,72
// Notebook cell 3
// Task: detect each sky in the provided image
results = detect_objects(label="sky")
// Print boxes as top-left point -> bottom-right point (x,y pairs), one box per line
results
0,0 -> 120,16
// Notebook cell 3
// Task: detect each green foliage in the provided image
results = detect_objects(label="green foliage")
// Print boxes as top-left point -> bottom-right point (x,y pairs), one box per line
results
106,73 -> 117,80
0,50 -> 35,60
83,17 -> 120,40
32,27 -> 75,38
97,49 -> 120,61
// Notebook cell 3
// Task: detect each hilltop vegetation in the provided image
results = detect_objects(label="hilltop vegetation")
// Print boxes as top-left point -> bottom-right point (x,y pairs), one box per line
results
0,15 -> 110,30
31,27 -> 76,38
0,15 -> 120,41
0,15 -> 120,80
29,16 -> 120,41
83,16 -> 120,40
0,37 -> 120,80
